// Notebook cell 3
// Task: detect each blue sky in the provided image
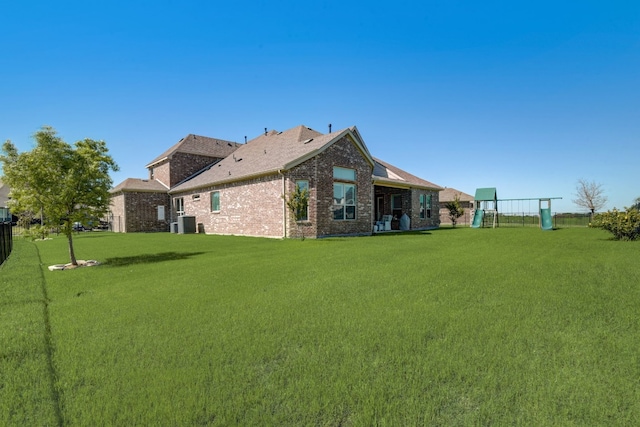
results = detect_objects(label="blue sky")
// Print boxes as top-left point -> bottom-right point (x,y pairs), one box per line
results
2,1 -> 638,212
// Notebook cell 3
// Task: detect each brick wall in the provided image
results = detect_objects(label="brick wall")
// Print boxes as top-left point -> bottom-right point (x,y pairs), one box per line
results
308,135 -> 373,237
150,153 -> 223,188
174,175 -> 285,238
110,191 -> 170,232
150,160 -> 170,188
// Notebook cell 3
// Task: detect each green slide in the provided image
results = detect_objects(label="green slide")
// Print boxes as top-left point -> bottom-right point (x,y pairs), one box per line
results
540,208 -> 553,230
471,209 -> 483,228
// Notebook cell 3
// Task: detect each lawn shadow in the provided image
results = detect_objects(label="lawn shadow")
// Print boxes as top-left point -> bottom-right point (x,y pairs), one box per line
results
374,230 -> 433,237
105,251 -> 205,267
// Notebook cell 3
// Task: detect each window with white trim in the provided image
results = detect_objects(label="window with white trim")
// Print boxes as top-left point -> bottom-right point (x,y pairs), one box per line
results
333,166 -> 356,181
333,183 -> 356,220
332,167 -> 357,221
175,197 -> 184,217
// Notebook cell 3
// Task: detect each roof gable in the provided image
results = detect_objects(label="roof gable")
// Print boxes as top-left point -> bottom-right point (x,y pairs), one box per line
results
146,134 -> 241,168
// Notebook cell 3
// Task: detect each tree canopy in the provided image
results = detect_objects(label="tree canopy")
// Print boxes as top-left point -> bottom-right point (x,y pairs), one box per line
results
572,178 -> 608,215
0,126 -> 118,265
444,194 -> 465,228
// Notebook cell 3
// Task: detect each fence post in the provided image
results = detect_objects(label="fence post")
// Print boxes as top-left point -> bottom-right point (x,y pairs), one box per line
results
0,222 -> 12,266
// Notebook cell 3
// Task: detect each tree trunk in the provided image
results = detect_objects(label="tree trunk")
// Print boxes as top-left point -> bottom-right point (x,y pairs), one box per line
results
67,232 -> 77,266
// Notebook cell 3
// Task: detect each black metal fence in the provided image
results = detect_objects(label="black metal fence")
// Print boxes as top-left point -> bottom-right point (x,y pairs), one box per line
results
0,222 -> 13,266
496,212 -> 591,228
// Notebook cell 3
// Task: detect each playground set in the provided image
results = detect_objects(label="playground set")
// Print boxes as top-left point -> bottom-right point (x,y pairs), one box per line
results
470,188 -> 561,230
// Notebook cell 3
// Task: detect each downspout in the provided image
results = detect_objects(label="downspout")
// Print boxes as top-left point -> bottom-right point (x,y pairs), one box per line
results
372,178 -> 375,233
279,170 -> 287,238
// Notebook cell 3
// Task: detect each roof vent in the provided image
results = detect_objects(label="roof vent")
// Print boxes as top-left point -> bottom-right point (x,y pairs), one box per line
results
329,123 -> 332,133
303,138 -> 314,144
264,127 -> 267,136
244,136 -> 247,143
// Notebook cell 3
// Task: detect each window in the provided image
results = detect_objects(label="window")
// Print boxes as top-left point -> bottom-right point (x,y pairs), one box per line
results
332,166 -> 356,221
333,166 -> 356,181
157,205 -> 165,221
420,194 -> 432,219
210,191 -> 220,212
175,198 -> 184,216
333,183 -> 356,220
295,180 -> 309,221
392,194 -> 402,218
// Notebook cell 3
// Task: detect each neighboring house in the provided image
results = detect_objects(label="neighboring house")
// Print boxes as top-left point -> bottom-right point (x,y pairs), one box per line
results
111,124 -> 443,237
439,187 -> 474,226
0,179 -> 11,221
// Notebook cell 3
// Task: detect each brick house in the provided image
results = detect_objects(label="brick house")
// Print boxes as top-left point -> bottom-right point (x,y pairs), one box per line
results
110,124 -> 443,237
438,187 -> 474,226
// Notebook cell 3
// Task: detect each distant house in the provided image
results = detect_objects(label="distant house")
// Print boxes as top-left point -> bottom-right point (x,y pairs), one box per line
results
111,124 -> 443,237
438,187 -> 474,226
0,179 -> 11,222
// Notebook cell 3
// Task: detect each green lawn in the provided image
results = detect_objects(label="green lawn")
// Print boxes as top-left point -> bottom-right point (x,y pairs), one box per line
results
2,227 -> 639,425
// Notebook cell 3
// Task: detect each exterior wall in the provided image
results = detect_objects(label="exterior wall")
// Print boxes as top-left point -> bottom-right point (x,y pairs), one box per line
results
149,153 -> 221,188
174,175 -> 285,238
110,191 -> 170,232
410,189 -> 441,229
150,160 -> 171,188
169,153 -> 221,187
109,192 -> 126,232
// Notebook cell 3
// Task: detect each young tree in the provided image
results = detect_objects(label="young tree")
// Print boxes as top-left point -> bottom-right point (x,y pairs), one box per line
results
284,184 -> 309,239
444,193 -> 465,228
572,178 -> 608,218
1,126 -> 118,265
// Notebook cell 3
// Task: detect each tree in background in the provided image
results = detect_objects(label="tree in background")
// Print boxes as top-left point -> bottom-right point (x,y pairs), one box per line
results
1,126 -> 118,265
572,178 -> 608,218
284,184 -> 309,240
445,194 -> 465,228
633,197 -> 640,211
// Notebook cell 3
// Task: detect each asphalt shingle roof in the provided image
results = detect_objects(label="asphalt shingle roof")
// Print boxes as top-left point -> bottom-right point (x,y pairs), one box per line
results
170,125 -> 367,193
110,178 -> 168,193
373,158 -> 443,190
440,187 -> 474,202
146,134 -> 242,168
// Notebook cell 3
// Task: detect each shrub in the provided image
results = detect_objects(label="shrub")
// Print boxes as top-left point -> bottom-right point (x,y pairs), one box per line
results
590,207 -> 640,241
